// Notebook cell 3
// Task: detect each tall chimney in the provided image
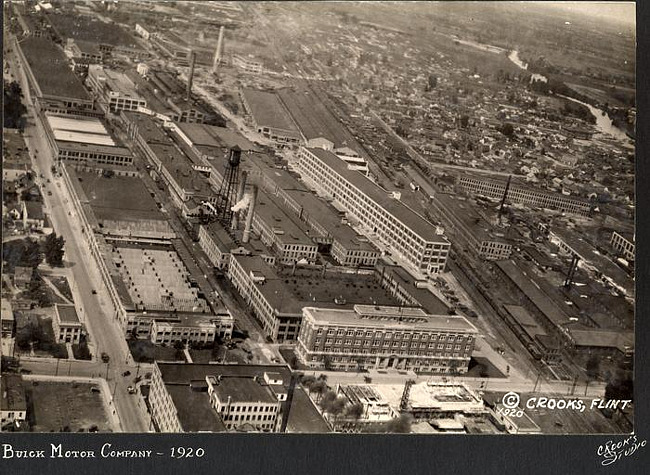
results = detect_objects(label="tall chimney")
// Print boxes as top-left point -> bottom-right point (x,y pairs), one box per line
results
242,185 -> 258,244
213,26 -> 225,73
187,50 -> 196,101
231,170 -> 248,230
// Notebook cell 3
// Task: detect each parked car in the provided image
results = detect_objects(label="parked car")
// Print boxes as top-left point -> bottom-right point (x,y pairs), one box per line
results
122,371 -> 131,377
127,386 -> 136,394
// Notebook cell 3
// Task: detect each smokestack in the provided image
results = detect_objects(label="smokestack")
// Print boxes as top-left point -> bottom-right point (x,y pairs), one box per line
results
231,170 -> 248,230
242,185 -> 258,244
213,26 -> 225,73
187,51 -> 196,101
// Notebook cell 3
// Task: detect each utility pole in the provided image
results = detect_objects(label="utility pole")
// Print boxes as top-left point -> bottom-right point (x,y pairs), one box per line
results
55,358 -> 60,376
105,361 -> 110,380
532,372 -> 542,392
569,375 -> 578,396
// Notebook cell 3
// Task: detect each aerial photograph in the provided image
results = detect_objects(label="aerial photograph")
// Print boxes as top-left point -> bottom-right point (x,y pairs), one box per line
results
1,1 -> 635,436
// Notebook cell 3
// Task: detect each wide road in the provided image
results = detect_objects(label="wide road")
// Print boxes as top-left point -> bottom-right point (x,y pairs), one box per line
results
6,35 -> 149,432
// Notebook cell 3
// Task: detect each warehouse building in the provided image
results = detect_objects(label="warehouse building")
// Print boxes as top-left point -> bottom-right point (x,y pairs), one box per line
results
240,89 -> 302,148
15,36 -> 95,116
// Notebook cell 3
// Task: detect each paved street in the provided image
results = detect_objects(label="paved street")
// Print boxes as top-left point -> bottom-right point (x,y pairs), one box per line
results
6,38 -> 149,432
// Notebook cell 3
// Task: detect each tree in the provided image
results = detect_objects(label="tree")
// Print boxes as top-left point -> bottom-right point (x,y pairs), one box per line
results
346,402 -> 364,420
173,340 -> 185,350
301,375 -> 316,388
24,239 -> 43,269
44,233 -> 65,267
322,355 -> 333,371
427,74 -> 438,91
319,390 -> 338,412
310,380 -> 327,401
605,371 -> 633,402
3,80 -> 27,130
386,414 -> 413,433
501,123 -> 515,137
586,355 -> 601,380
328,397 -> 347,420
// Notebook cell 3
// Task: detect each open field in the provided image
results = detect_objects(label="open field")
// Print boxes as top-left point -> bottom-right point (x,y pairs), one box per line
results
25,381 -> 111,432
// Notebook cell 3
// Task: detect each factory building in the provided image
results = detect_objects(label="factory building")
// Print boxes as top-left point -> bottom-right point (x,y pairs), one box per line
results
297,147 -> 451,276
458,175 -> 592,216
86,65 -> 147,113
149,362 -> 290,433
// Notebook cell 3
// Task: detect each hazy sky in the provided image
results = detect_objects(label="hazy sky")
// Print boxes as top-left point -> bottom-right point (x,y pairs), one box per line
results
535,2 -> 635,26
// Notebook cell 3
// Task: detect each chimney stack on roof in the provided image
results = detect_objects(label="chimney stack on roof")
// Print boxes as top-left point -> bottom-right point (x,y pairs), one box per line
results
242,185 -> 258,244
187,50 -> 196,101
213,26 -> 225,73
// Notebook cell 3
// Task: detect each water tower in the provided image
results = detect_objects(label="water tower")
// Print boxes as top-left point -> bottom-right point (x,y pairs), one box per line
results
215,146 -> 241,227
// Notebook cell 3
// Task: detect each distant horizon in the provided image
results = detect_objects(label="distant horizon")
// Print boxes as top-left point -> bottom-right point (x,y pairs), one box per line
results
528,1 -> 635,26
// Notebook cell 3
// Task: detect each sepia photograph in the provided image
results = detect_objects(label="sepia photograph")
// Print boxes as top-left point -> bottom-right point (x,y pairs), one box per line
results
1,0 -> 644,472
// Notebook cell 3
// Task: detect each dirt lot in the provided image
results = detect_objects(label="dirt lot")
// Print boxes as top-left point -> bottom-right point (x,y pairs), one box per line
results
26,381 -> 112,433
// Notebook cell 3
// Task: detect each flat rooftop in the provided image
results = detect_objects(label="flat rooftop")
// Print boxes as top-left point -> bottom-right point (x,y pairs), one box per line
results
76,171 -> 165,222
460,173 -> 590,205
19,37 -> 90,101
89,65 -> 143,99
304,148 -> 449,244
202,221 -> 236,252
277,86 -> 363,153
165,384 -> 226,432
377,264 -> 450,315
255,191 -> 315,247
503,305 -> 547,341
158,362 -> 291,385
46,11 -> 140,48
284,189 -> 378,252
56,304 -> 80,324
213,376 -> 277,404
304,306 -> 478,333
46,114 -> 116,146
568,329 -> 634,352
176,122 -> 259,152
551,228 -> 634,293
112,245 -> 210,313
434,193 -> 508,244
241,89 -> 300,134
231,255 -> 401,315
496,260 -> 571,328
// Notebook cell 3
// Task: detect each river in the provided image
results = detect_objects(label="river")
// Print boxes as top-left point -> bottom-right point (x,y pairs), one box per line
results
507,51 -> 547,83
508,50 -> 632,145
558,95 -> 633,146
